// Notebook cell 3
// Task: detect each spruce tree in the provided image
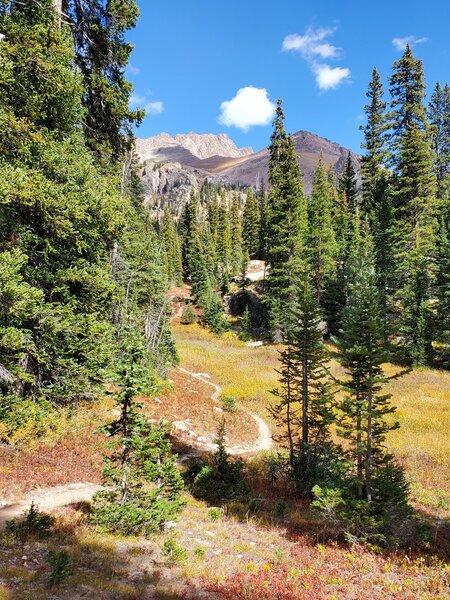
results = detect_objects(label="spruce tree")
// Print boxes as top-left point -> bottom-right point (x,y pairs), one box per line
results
270,281 -> 337,495
0,0 -> 123,404
308,153 -> 338,305
339,152 -> 359,215
428,82 -> 450,202
334,227 -> 407,506
360,67 -> 393,339
258,180 -> 269,261
160,208 -> 183,286
216,191 -> 231,276
230,194 -> 243,275
242,188 -> 261,259
389,46 -> 438,364
266,99 -> 308,330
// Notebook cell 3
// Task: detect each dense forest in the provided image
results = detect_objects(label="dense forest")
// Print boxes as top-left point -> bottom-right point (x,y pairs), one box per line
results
0,0 -> 449,588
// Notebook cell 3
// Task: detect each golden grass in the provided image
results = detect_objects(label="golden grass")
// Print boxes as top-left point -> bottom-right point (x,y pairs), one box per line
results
173,322 -> 450,515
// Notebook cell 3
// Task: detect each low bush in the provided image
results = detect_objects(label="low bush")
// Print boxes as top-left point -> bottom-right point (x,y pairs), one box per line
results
191,420 -> 249,504
161,536 -> 187,564
180,305 -> 196,325
47,549 -> 72,587
4,502 -> 54,541
221,395 -> 237,412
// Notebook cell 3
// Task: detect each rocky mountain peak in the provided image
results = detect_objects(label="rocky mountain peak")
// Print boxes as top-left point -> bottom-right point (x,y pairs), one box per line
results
136,132 -> 253,163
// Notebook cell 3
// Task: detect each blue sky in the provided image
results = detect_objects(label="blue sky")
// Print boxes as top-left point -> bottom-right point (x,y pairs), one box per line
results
127,0 -> 450,153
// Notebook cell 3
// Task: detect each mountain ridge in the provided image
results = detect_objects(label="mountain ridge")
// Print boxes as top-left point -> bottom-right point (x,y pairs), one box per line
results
135,130 -> 361,216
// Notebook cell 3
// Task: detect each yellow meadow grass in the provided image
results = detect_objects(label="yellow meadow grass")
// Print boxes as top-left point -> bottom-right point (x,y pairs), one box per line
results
173,322 -> 450,513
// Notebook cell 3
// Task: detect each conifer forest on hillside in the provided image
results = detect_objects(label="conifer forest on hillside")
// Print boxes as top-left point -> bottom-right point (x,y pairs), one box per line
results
0,1 -> 448,598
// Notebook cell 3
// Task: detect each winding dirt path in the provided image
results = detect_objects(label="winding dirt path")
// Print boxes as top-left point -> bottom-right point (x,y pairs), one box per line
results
176,366 -> 273,455
0,370 -> 272,528
0,482 -> 102,529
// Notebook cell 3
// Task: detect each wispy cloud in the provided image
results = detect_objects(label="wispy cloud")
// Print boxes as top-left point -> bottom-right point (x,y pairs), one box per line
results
145,101 -> 164,115
392,35 -> 428,51
218,86 -> 276,131
282,26 -> 350,91
130,94 -> 164,116
126,63 -> 141,76
282,27 -> 340,59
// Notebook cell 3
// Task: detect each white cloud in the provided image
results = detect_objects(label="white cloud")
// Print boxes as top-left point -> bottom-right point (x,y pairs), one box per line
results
282,26 -> 350,91
313,63 -> 350,90
145,101 -> 164,115
282,27 -> 339,59
392,35 -> 428,51
218,86 -> 276,131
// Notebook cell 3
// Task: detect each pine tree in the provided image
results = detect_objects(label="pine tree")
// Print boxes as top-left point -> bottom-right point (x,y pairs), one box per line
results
258,180 -> 269,261
434,220 -> 450,365
160,208 -> 183,286
91,328 -> 183,536
216,191 -> 231,275
266,99 -> 308,327
270,281 -> 337,495
339,152 -> 359,215
389,46 -> 438,364
334,228 -> 406,505
0,1 -> 124,404
67,0 -> 143,159
308,153 -> 338,305
242,188 -> 261,259
360,67 -> 393,339
230,194 -> 243,275
428,82 -> 450,202
389,44 -> 428,154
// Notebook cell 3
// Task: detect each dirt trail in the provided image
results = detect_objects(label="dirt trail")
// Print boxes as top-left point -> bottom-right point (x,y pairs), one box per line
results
0,371 -> 272,528
0,482 -> 102,529
176,366 -> 273,455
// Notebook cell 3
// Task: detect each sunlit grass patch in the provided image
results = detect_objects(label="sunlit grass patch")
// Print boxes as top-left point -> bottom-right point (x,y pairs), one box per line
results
172,322 -> 450,516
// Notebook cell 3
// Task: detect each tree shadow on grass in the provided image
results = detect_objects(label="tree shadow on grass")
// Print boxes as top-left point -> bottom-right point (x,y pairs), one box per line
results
0,501 -> 213,600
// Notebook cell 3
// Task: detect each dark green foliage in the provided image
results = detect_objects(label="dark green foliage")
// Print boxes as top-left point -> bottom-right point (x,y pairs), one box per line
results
266,99 -> 308,333
339,152 -> 359,215
240,306 -> 252,341
429,82 -> 450,201
180,304 -> 197,325
242,188 -> 261,259
91,329 -> 184,536
0,2 -> 123,406
191,419 -> 249,504
160,208 -> 183,286
67,0 -> 143,160
230,194 -> 243,275
333,228 -> 408,506
201,292 -> 229,335
308,154 -> 338,304
47,549 -> 72,587
270,282 -> 339,495
161,536 -> 187,563
4,503 -> 54,541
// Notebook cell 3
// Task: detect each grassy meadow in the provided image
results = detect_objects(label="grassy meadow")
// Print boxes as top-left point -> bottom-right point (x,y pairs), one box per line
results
173,322 -> 450,517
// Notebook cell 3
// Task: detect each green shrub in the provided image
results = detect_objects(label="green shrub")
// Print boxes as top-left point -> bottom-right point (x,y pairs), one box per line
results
47,549 -> 72,587
208,507 -> 222,521
4,503 -> 54,541
194,546 -> 205,559
221,395 -> 237,412
180,304 -> 196,324
161,536 -> 187,564
191,420 -> 249,504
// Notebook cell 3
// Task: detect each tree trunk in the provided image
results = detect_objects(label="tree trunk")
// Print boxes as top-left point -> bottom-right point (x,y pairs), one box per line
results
53,0 -> 62,25
365,384 -> 373,503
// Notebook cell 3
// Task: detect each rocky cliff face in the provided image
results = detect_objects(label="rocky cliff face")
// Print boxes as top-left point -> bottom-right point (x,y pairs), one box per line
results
136,131 -> 360,216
